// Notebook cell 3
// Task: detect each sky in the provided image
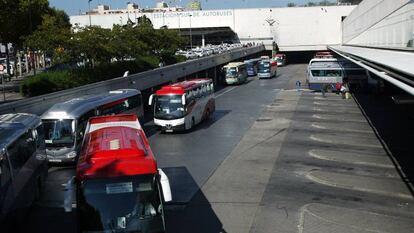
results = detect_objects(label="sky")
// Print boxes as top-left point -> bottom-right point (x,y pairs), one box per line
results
49,0 -> 314,16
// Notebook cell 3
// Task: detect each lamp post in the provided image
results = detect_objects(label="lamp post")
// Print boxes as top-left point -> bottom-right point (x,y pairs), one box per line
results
189,14 -> 193,49
88,0 -> 92,26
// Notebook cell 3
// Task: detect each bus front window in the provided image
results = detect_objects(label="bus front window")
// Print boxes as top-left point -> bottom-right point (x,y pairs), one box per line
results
79,175 -> 164,233
42,119 -> 75,148
258,62 -> 270,73
226,68 -> 237,77
154,95 -> 185,120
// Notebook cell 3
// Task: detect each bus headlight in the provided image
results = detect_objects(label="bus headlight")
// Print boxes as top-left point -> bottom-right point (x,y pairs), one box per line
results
66,151 -> 77,158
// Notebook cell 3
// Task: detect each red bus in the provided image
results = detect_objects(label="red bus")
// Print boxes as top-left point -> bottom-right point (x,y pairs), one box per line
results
314,51 -> 334,59
64,114 -> 171,233
149,79 -> 215,132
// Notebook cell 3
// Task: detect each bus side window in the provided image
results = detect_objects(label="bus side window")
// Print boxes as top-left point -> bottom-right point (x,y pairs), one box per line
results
7,134 -> 33,176
127,95 -> 141,110
77,110 -> 95,145
0,154 -> 12,188
35,125 -> 46,150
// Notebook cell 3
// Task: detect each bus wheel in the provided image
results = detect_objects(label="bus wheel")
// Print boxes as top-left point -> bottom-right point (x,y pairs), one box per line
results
205,109 -> 211,121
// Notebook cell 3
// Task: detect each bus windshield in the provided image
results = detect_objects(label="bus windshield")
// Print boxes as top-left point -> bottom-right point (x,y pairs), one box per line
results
154,95 -> 185,120
78,175 -> 163,233
42,119 -> 75,147
311,69 -> 342,77
258,62 -> 270,73
226,68 -> 237,76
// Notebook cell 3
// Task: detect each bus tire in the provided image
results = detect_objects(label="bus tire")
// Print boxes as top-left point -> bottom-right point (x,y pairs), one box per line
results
205,109 -> 211,121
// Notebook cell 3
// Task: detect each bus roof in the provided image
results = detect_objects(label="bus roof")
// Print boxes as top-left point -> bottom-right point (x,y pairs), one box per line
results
41,89 -> 140,120
155,78 -> 212,95
309,61 -> 342,69
223,62 -> 245,68
0,113 -> 40,152
77,114 -> 156,180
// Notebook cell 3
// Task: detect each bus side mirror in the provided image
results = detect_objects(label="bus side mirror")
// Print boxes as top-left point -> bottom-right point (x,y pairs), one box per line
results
63,176 -> 75,212
158,169 -> 172,202
182,94 -> 186,106
148,94 -> 154,106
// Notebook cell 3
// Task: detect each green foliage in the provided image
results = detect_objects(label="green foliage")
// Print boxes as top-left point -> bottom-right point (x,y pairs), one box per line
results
287,3 -> 296,7
0,0 -> 50,45
21,57 -> 158,97
24,8 -> 71,61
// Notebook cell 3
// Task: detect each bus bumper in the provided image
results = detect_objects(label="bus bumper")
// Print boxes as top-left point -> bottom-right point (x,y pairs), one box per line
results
258,73 -> 271,79
247,71 -> 256,76
154,118 -> 186,132
225,78 -> 239,85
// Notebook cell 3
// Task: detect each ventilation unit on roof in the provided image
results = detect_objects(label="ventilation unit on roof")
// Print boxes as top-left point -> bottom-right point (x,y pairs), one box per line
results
109,139 -> 120,150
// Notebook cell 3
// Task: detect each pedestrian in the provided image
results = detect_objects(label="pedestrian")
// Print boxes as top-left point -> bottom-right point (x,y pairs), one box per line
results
340,84 -> 347,99
296,80 -> 301,91
321,84 -> 327,97
335,82 -> 342,95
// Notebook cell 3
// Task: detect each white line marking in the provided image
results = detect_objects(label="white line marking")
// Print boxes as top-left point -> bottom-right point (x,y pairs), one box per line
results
215,86 -> 237,98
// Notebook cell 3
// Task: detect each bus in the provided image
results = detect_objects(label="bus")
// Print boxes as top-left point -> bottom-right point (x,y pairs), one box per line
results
244,58 -> 261,76
223,62 -> 248,85
41,89 -> 143,164
274,54 -> 287,66
257,60 -> 277,79
149,79 -> 215,132
307,61 -> 343,90
63,114 -> 172,233
0,113 -> 48,231
314,51 -> 334,59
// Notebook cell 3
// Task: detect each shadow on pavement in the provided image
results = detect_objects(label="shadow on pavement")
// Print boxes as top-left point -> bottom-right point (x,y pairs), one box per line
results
354,93 -> 414,195
163,166 -> 224,233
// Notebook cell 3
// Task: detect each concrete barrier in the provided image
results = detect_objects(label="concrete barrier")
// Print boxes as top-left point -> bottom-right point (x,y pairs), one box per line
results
0,46 -> 264,115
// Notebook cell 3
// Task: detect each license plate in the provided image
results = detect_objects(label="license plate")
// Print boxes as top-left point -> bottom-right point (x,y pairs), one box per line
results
49,159 -> 62,162
165,129 -> 173,132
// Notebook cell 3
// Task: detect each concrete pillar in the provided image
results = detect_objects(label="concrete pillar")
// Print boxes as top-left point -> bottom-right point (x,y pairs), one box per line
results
25,54 -> 29,73
42,53 -> 46,68
202,34 -> 205,48
214,66 -> 217,86
17,54 -> 22,77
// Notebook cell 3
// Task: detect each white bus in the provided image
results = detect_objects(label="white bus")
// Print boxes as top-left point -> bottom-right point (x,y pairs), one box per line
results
307,61 -> 344,90
41,89 -> 143,163
149,79 -> 215,132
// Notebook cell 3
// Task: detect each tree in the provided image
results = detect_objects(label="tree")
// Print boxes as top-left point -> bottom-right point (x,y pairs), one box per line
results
0,0 -> 50,46
24,8 -> 71,64
287,3 -> 296,7
137,15 -> 153,28
339,0 -> 362,4
318,1 -> 336,6
72,26 -> 113,66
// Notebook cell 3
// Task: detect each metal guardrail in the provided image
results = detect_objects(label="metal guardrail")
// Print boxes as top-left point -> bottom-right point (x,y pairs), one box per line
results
0,45 -> 264,115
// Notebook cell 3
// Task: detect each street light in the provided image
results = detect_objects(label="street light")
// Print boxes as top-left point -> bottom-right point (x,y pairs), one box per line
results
189,14 -> 193,49
88,0 -> 92,26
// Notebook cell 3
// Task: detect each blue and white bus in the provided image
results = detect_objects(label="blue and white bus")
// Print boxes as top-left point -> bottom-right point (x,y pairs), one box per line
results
307,61 -> 343,90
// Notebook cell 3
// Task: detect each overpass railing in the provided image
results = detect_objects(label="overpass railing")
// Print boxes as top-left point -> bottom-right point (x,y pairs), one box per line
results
0,45 -> 264,115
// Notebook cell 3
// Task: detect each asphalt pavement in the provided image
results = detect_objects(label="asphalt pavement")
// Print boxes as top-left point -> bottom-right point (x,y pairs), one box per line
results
23,64 -> 414,233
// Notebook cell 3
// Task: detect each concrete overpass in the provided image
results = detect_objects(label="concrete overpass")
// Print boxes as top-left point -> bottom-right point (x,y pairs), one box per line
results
70,6 -> 355,52
330,0 -> 414,96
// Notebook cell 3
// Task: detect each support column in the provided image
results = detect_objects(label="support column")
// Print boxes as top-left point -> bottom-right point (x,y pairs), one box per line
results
202,34 -> 205,48
25,54 -> 29,74
214,66 -> 217,86
17,53 -> 22,77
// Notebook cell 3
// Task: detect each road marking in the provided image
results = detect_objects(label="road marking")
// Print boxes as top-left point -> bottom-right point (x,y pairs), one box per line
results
215,86 -> 237,98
